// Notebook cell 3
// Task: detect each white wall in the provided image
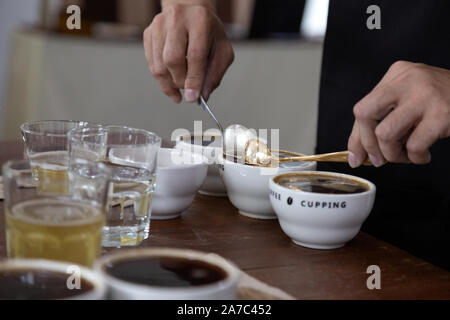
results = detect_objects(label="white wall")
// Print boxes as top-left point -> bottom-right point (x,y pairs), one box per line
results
0,0 -> 40,133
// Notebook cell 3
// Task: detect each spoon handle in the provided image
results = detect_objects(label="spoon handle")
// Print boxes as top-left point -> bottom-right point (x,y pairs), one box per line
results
278,151 -> 372,165
197,96 -> 224,133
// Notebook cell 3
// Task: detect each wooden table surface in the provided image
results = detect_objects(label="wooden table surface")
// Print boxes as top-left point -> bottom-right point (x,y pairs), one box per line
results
1,141 -> 449,299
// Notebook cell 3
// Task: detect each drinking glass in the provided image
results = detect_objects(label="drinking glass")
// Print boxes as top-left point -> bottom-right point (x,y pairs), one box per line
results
3,159 -> 112,267
68,126 -> 161,247
21,120 -> 94,194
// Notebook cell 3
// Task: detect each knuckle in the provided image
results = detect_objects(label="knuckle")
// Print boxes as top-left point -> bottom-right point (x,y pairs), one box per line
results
375,123 -> 392,141
193,6 -> 213,28
143,26 -> 152,40
353,102 -> 369,120
151,13 -> 164,27
389,60 -> 410,72
151,65 -> 168,78
406,140 -> 425,155
165,3 -> 183,16
163,49 -> 184,68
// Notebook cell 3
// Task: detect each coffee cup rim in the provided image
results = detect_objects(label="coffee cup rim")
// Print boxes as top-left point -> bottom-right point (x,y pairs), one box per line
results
0,259 -> 106,300
271,171 -> 376,197
95,248 -> 241,293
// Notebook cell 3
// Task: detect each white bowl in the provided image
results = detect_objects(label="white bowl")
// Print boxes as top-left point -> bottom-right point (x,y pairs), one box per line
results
219,153 -> 316,219
269,171 -> 376,249
94,248 -> 241,300
175,133 -> 227,197
0,259 -> 106,300
152,148 -> 208,220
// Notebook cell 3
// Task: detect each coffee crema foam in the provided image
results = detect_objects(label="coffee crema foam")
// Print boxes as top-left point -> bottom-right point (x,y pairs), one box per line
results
275,173 -> 370,194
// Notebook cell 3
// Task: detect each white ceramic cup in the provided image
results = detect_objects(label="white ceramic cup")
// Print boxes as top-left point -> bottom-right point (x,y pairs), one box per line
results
95,248 -> 241,300
269,171 -> 376,249
151,148 -> 208,219
219,153 -> 316,219
175,133 -> 227,197
0,259 -> 106,300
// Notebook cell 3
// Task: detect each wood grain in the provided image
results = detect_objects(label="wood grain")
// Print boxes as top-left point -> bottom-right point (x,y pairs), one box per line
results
0,141 -> 449,299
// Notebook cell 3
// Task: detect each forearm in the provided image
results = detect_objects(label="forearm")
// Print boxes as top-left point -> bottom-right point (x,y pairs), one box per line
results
161,0 -> 215,11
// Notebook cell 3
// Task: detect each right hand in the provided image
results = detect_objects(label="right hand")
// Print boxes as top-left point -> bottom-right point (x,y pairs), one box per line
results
144,0 -> 234,103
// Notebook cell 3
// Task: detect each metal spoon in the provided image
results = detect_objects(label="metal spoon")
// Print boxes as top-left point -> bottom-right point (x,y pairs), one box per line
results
197,96 -> 223,134
244,139 -> 373,166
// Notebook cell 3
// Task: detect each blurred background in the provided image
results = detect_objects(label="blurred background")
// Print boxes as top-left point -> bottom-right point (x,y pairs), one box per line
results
0,0 -> 328,154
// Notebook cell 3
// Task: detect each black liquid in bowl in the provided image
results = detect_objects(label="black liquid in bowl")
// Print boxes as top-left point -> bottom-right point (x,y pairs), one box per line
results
276,174 -> 370,194
105,256 -> 227,288
0,269 -> 94,300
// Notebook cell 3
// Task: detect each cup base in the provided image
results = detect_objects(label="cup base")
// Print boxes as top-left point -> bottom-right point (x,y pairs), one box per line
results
198,190 -> 228,197
292,239 -> 345,250
151,213 -> 182,220
238,210 -> 277,220
102,225 -> 148,248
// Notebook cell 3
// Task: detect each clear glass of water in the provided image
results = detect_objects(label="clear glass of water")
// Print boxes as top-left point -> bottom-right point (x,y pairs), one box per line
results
68,126 -> 161,247
21,120 -> 94,194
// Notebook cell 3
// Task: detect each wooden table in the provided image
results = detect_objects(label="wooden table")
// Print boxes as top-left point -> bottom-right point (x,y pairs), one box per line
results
1,141 -> 449,299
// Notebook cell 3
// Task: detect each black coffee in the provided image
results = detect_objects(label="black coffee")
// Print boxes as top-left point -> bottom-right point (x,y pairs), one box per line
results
0,269 -> 94,300
277,174 -> 369,194
105,256 -> 227,287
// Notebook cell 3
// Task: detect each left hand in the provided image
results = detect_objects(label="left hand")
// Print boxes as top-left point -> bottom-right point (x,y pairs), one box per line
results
348,61 -> 450,167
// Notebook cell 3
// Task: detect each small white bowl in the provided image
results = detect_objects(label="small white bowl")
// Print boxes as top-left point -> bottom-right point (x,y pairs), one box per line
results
219,152 -> 316,219
269,171 -> 376,249
152,148 -> 208,220
0,259 -> 106,300
175,133 -> 227,197
94,248 -> 241,300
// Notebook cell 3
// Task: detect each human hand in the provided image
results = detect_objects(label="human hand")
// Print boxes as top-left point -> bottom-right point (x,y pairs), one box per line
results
143,0 -> 234,103
348,61 -> 450,167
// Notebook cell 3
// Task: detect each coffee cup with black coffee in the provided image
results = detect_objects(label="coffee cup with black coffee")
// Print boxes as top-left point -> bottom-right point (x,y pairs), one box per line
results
0,259 -> 106,300
95,248 -> 240,300
269,171 -> 376,249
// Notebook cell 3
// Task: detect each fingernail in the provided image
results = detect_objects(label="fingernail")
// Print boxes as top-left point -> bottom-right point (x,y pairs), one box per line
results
184,89 -> 199,102
348,152 -> 361,168
369,154 -> 385,167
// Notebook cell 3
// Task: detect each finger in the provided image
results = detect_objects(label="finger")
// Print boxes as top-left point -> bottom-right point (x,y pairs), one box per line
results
143,27 -> 153,67
356,117 -> 385,167
201,39 -> 234,101
354,85 -> 399,120
405,116 -> 442,164
152,29 -> 182,103
163,28 -> 188,88
347,123 -> 367,168
375,102 -> 421,163
184,25 -> 212,102
353,87 -> 400,167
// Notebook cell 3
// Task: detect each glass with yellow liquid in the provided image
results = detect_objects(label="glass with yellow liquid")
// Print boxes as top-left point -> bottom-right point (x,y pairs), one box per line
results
21,120 -> 94,194
2,159 -> 112,267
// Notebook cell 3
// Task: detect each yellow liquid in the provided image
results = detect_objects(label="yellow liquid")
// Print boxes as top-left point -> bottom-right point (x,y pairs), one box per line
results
29,151 -> 69,194
6,199 -> 105,267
